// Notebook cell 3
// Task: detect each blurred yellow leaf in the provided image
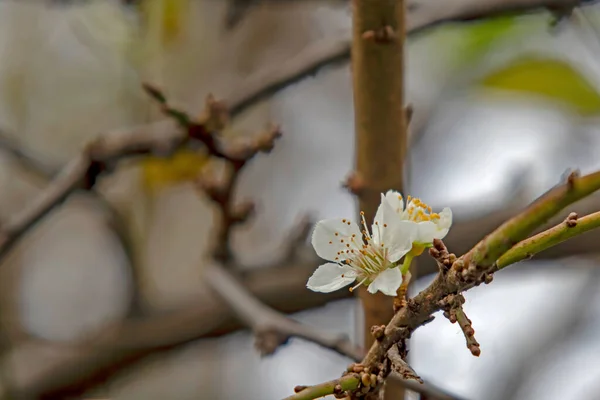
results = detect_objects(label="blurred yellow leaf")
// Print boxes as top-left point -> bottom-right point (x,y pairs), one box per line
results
480,57 -> 600,116
139,0 -> 190,45
140,149 -> 209,193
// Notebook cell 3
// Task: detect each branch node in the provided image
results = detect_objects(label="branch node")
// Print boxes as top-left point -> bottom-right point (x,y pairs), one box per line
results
343,171 -> 367,196
370,325 -> 386,341
294,385 -> 308,393
254,327 -> 290,356
566,211 -> 578,227
198,94 -> 229,132
430,239 -> 452,272
405,104 -> 414,125
386,344 -> 423,383
361,25 -> 398,43
566,169 -> 581,190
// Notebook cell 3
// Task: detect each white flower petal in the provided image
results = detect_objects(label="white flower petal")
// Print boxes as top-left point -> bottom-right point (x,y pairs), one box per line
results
384,190 -> 405,214
373,198 -> 403,244
415,221 -> 438,244
367,267 -> 403,296
311,219 -> 364,262
385,219 -> 416,262
306,263 -> 357,293
374,199 -> 416,261
438,207 -> 453,230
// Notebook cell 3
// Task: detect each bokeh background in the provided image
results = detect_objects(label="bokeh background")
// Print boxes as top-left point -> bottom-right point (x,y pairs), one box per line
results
1,1 -> 600,399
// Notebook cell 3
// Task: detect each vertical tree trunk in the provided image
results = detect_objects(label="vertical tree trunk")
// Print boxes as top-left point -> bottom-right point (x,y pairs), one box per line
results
352,0 -> 407,349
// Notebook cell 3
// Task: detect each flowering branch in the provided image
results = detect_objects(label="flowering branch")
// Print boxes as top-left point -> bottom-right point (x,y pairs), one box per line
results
290,167 -> 600,399
205,262 -> 363,359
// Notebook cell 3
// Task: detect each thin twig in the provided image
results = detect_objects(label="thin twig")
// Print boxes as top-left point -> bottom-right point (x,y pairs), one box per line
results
496,210 -> 600,269
205,262 -> 363,360
463,170 -> 600,270
284,374 -> 361,400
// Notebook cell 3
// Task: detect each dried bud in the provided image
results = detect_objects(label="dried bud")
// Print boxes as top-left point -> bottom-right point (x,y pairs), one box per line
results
352,364 -> 365,373
361,372 -> 371,387
370,374 -> 377,387
464,326 -> 475,337
370,325 -> 386,340
566,170 -> 580,189
470,344 -> 481,357
343,171 -> 366,195
255,124 -> 282,153
333,384 -> 344,396
199,94 -> 229,132
566,212 -> 578,227
429,247 -> 440,258
362,25 -> 397,43
294,385 -> 308,393
454,259 -> 465,272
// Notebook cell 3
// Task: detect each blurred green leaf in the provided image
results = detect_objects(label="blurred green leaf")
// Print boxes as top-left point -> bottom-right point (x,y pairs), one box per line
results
480,57 -> 600,116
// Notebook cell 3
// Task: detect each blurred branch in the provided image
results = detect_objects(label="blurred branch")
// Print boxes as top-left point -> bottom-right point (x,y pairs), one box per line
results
0,132 -> 54,181
205,262 -> 362,359
221,0 -> 595,119
5,259 -> 351,399
0,0 -> 595,263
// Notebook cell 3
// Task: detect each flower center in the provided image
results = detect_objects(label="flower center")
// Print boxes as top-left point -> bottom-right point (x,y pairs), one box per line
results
404,195 -> 440,223
342,211 -> 391,292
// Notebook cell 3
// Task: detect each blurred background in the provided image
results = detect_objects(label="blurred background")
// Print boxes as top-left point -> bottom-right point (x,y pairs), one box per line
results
1,0 -> 600,399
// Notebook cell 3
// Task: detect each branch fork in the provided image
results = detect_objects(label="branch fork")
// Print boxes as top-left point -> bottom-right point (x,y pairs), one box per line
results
439,294 -> 480,357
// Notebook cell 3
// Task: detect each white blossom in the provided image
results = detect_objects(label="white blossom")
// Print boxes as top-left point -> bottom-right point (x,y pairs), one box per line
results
307,200 -> 415,296
382,190 -> 452,246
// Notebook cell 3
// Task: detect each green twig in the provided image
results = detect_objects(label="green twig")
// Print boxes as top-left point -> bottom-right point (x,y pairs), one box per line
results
283,374 -> 360,400
463,170 -> 600,268
496,210 -> 600,269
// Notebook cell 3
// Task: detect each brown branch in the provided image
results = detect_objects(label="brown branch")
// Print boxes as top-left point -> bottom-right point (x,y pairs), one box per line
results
386,373 -> 465,400
219,0 -> 593,121
0,0 -> 592,266
4,259 -> 351,399
351,0 -> 407,353
440,294 -> 480,357
205,262 -> 363,360
387,344 -> 422,383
